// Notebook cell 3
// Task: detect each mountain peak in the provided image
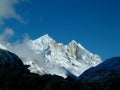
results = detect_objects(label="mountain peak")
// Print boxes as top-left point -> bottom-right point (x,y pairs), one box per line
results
28,34 -> 55,51
7,34 -> 102,78
35,34 -> 55,43
69,40 -> 85,50
41,34 -> 52,39
69,40 -> 77,44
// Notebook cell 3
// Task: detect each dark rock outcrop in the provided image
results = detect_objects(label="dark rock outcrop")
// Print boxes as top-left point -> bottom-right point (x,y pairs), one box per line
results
78,57 -> 120,90
0,49 -> 24,68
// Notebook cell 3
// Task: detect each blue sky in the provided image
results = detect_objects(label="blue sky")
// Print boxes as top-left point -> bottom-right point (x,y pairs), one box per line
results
0,0 -> 120,60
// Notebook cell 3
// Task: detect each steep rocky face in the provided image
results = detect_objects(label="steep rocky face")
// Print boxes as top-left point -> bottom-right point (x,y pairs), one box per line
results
79,57 -> 120,83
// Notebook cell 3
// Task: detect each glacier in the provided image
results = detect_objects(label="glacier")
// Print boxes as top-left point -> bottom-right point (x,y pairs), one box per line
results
0,34 -> 102,78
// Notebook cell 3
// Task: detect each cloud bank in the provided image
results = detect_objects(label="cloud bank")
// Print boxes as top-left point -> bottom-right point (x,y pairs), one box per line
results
0,0 -> 23,22
0,28 -> 14,43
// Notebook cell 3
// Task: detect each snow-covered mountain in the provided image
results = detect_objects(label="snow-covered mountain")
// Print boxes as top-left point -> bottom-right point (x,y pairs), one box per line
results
0,34 -> 102,78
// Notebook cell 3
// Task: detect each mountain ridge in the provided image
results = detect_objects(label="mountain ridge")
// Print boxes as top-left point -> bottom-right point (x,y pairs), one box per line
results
0,34 -> 102,78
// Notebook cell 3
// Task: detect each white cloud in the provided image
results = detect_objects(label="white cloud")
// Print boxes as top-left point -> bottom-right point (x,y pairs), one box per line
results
3,28 -> 14,37
0,0 -> 23,22
0,28 -> 14,43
